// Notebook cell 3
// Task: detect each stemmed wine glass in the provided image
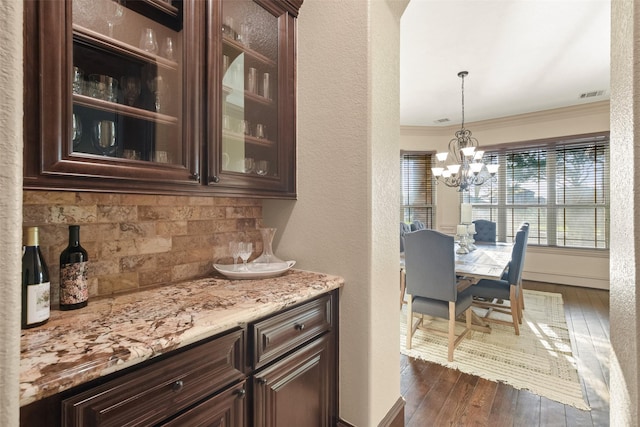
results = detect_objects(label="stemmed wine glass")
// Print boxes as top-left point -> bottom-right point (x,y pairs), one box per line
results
72,113 -> 82,148
239,242 -> 253,271
229,241 -> 241,271
147,76 -> 170,113
104,0 -> 125,38
121,76 -> 141,106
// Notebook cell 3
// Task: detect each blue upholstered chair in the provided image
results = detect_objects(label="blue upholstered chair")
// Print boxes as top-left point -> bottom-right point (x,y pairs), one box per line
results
472,219 -> 496,243
410,220 -> 426,232
404,229 -> 473,361
400,222 -> 412,253
471,227 -> 528,334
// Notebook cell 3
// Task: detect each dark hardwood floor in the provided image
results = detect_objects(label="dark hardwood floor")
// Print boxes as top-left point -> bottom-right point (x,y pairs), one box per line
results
401,280 -> 610,426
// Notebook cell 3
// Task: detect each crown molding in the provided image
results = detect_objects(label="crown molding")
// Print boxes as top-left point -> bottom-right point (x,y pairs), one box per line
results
400,100 -> 610,137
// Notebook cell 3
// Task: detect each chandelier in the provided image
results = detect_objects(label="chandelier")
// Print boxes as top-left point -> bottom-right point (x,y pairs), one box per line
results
431,71 -> 499,191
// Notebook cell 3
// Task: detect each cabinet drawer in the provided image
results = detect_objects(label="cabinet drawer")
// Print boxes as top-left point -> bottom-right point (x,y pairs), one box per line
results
62,329 -> 245,427
252,295 -> 333,369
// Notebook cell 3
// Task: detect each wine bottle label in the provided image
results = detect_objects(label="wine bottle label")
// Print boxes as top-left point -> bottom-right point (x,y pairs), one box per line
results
60,261 -> 89,305
26,282 -> 50,324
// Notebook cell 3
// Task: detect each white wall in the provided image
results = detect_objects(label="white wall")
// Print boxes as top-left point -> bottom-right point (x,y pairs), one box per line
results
263,0 -> 407,424
401,101 -> 610,289
0,0 -> 23,425
609,1 -> 639,424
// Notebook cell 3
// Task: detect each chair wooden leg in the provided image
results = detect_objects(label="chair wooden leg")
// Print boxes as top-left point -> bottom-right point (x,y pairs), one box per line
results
519,283 -> 525,317
510,285 -> 520,335
406,295 -> 412,349
400,269 -> 406,310
448,302 -> 455,362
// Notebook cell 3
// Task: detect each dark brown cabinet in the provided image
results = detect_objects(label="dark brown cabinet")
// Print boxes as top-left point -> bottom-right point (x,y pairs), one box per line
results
61,329 -> 246,426
23,0 -> 300,197
20,291 -> 337,427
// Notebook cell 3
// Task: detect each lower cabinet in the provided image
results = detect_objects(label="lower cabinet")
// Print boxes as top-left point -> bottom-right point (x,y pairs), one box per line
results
252,334 -> 334,427
20,290 -> 338,427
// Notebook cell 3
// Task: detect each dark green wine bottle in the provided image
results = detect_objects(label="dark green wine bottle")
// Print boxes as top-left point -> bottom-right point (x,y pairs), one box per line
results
59,225 -> 89,310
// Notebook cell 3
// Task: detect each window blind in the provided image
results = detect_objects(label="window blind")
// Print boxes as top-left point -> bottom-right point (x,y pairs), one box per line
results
400,151 -> 435,228
463,133 -> 609,249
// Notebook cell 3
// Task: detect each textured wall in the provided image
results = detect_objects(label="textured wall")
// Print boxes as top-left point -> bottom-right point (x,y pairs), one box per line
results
609,0 -> 639,424
0,1 -> 23,425
23,191 -> 263,303
264,0 -> 407,424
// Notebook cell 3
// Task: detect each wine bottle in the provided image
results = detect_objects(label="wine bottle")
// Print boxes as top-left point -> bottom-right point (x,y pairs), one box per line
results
22,226 -> 51,329
59,225 -> 89,310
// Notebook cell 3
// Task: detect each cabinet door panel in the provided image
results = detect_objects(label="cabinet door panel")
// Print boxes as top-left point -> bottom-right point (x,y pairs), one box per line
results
160,381 -> 247,427
253,334 -> 334,427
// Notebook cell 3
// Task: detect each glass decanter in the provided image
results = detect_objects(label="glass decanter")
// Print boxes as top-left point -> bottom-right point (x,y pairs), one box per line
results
252,227 -> 286,266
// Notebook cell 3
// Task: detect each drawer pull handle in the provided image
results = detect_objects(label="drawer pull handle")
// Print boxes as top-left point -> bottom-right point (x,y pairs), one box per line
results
234,388 -> 246,399
295,323 -> 305,331
172,380 -> 184,392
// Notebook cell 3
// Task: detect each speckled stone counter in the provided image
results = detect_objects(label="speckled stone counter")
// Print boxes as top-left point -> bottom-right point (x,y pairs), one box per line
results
20,269 -> 344,407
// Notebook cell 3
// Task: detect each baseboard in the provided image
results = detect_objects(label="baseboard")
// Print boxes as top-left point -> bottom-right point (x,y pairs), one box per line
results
377,396 -> 405,427
336,396 -> 405,427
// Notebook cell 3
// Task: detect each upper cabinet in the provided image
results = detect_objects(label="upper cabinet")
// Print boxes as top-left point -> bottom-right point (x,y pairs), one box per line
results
205,0 -> 300,197
23,0 -> 300,198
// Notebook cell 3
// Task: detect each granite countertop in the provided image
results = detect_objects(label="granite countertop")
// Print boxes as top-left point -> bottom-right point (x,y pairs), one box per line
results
20,269 -> 344,407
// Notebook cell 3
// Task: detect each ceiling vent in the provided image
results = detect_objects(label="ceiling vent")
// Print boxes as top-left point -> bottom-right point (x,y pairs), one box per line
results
434,118 -> 450,124
579,90 -> 605,99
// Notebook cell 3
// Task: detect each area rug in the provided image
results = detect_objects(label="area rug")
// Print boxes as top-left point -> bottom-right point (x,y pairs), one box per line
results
400,289 -> 590,410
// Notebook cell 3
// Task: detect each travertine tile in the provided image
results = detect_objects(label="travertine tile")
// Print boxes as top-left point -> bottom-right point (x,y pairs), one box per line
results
23,190 -> 265,299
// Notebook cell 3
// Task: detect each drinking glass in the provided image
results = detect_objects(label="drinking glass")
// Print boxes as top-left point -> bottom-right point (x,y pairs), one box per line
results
262,72 -> 270,99
140,28 -> 158,54
247,67 -> 257,93
162,37 -> 175,60
239,242 -> 253,271
72,113 -> 82,147
256,124 -> 266,139
229,241 -> 241,271
92,120 -> 117,155
147,76 -> 170,113
104,0 -> 125,38
121,76 -> 141,106
255,160 -> 268,176
244,157 -> 255,173
72,67 -> 84,95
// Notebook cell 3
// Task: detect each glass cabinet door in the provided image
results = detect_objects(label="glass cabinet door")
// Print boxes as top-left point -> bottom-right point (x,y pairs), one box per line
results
72,0 -> 185,165
24,0 -> 203,190
209,0 -> 297,197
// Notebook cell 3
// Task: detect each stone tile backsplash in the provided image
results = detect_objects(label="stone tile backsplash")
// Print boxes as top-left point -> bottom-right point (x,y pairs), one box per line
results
23,191 -> 264,303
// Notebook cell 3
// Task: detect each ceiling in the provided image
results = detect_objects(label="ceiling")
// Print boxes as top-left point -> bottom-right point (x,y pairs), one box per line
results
400,0 -> 611,127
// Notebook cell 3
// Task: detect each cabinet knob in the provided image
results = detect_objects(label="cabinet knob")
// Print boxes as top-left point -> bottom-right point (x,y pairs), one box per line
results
234,388 -> 246,399
294,323 -> 305,331
257,377 -> 267,385
172,380 -> 184,392
189,172 -> 200,181
210,175 -> 220,183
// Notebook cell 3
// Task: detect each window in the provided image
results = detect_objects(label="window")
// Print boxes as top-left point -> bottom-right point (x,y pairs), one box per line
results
401,151 -> 435,228
463,133 -> 609,249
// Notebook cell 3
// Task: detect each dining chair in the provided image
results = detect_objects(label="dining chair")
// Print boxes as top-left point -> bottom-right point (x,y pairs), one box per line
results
400,222 -> 412,253
471,228 -> 527,334
472,219 -> 496,243
404,229 -> 473,361
410,220 -> 426,231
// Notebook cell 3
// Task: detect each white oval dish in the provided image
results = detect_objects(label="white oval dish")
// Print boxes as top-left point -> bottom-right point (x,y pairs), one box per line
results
213,260 -> 296,280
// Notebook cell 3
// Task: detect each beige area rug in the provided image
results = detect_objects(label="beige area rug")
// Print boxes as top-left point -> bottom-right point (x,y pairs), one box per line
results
400,289 -> 590,410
